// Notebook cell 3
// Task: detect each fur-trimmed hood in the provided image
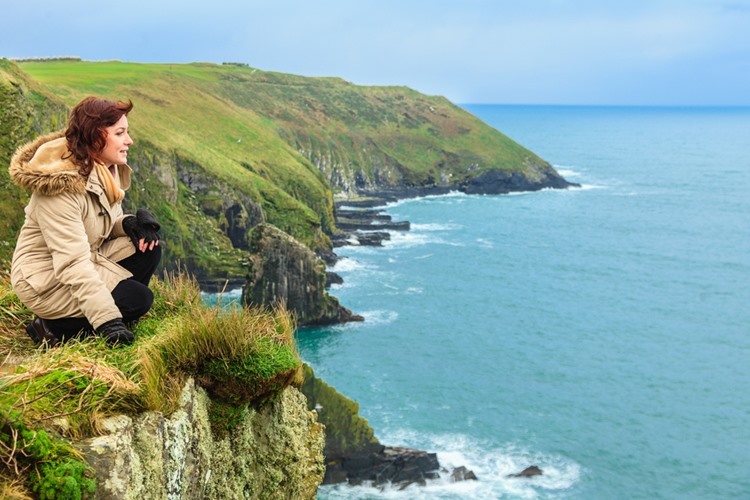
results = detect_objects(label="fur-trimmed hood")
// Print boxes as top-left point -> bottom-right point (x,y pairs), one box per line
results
9,131 -> 131,195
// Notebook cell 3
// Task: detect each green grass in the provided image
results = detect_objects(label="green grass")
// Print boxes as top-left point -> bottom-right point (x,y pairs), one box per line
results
0,270 -> 302,498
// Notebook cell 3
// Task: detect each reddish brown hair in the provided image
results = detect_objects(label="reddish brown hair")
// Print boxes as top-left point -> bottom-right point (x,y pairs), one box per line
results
64,96 -> 133,175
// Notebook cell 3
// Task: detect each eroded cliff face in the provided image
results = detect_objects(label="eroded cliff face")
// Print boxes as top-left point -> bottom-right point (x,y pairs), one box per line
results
78,379 -> 325,499
243,223 -> 362,326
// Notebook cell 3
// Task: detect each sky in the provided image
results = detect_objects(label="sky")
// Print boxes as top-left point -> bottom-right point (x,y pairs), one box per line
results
2,0 -> 750,105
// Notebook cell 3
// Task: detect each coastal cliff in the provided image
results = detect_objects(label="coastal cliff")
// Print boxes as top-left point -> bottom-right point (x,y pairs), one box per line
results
1,58 -> 576,281
244,224 -> 362,326
0,274 -> 324,498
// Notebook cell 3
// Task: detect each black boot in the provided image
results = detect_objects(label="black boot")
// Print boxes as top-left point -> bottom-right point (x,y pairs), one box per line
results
26,317 -> 61,348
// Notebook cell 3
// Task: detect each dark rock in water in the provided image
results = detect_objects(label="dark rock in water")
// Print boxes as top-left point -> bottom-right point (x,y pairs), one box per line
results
331,233 -> 356,248
355,231 -> 390,246
325,446 -> 441,489
450,465 -> 478,482
331,231 -> 390,247
337,220 -> 410,231
461,169 -> 579,195
335,197 -> 397,209
338,308 -> 365,323
316,248 -> 339,267
335,209 -> 392,223
507,465 -> 543,478
333,201 -> 410,240
326,272 -> 344,288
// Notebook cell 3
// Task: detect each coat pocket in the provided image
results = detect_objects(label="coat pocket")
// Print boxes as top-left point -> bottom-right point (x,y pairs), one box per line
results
19,267 -> 57,296
92,253 -> 133,291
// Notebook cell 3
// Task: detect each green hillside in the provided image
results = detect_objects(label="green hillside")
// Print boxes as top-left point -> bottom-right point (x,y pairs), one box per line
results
16,60 -> 335,241
1,58 -> 568,282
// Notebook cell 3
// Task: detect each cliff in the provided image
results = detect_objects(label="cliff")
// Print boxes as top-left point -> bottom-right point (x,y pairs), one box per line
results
0,273 -> 324,499
0,59 -> 68,269
1,56 -> 574,495
1,58 -> 576,282
243,224 -> 362,326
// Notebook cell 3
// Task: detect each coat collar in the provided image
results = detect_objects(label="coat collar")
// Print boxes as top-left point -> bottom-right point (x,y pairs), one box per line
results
9,131 -> 132,196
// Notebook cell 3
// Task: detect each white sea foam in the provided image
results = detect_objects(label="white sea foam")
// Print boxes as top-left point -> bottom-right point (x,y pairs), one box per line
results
360,309 -> 399,325
413,253 -> 433,260
411,223 -> 462,232
383,191 -> 468,209
330,257 -> 367,273
552,164 -> 614,192
506,187 -> 559,196
319,430 -> 581,500
384,230 -> 464,249
554,165 -> 582,178
200,288 -> 243,308
476,238 -> 494,249
576,183 -> 607,191
383,231 -> 433,248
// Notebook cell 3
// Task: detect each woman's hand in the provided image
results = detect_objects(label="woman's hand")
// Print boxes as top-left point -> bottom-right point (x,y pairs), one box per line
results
123,209 -> 161,252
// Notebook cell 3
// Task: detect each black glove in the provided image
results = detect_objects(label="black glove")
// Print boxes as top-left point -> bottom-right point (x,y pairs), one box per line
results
96,318 -> 135,346
123,209 -> 160,251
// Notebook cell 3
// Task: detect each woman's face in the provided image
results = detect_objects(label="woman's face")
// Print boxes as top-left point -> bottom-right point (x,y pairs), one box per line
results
99,114 -> 133,166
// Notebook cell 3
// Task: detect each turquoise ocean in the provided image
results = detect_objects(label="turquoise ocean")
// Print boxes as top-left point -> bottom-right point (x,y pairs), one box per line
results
292,105 -> 750,499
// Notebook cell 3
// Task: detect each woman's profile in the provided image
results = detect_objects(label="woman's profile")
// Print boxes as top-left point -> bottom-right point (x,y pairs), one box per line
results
9,96 -> 161,347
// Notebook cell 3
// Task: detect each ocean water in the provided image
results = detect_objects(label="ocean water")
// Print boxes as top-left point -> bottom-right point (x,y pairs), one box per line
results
294,106 -> 750,499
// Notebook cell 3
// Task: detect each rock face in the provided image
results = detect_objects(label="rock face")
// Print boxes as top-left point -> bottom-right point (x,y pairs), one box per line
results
461,167 -> 575,194
243,223 -> 363,326
78,379 -> 325,499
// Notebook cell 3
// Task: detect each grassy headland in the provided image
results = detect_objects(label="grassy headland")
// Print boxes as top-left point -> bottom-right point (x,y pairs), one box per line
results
2,58 -> 564,281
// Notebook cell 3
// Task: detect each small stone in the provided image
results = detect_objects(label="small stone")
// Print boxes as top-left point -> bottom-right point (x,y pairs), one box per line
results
507,465 -> 543,478
450,466 -> 478,482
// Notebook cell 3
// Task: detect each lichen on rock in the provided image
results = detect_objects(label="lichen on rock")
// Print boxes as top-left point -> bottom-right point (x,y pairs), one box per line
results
78,379 -> 325,499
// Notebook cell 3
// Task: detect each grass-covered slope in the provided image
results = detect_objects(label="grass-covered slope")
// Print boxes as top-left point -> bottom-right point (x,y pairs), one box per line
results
2,58 -> 568,280
14,60 -> 335,249
216,66 -> 555,192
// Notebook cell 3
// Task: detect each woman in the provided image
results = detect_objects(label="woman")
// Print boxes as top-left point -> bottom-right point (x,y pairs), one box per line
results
9,96 -> 161,347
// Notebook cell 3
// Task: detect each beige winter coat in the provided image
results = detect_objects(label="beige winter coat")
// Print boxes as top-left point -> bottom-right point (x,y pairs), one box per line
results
9,131 -> 136,329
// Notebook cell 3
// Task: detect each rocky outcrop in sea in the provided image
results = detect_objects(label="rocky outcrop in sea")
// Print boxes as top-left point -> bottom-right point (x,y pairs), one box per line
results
243,223 -> 363,325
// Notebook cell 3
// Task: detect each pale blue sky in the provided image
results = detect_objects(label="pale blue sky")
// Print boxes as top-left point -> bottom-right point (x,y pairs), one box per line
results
2,0 -> 749,105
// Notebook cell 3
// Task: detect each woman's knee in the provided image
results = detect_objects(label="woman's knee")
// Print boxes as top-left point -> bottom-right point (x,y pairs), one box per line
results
112,279 -> 154,322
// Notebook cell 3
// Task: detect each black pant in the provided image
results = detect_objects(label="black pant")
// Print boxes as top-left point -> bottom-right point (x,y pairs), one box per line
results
46,246 -> 161,339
